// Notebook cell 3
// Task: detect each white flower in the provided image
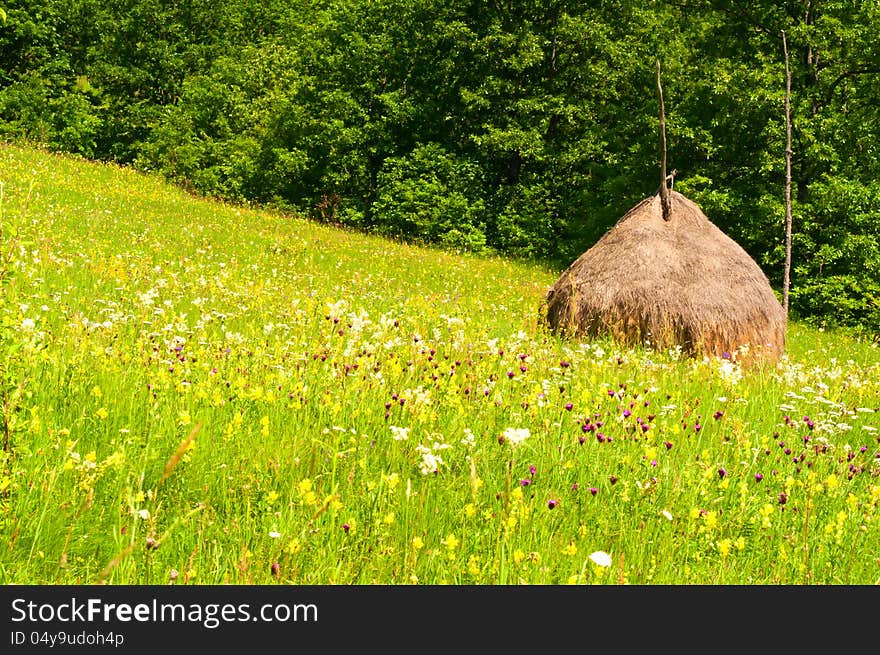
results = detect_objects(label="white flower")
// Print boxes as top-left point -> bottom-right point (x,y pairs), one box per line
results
589,551 -> 612,567
20,318 -> 35,332
416,443 -> 444,475
461,428 -> 476,449
390,426 -> 410,441
661,509 -> 673,521
502,427 -> 530,447
268,531 -> 281,539
137,509 -> 151,520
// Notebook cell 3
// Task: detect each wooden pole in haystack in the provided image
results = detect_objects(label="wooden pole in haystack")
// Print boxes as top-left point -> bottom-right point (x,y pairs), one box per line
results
657,60 -> 671,221
782,30 -> 793,316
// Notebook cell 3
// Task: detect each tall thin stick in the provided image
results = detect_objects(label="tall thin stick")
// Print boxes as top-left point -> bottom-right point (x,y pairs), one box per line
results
657,60 -> 670,220
782,31 -> 793,316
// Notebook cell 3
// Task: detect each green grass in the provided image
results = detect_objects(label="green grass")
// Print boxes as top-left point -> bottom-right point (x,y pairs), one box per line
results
1,143 -> 879,585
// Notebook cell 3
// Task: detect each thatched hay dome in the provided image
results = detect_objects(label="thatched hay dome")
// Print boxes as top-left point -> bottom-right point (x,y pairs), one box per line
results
544,190 -> 786,363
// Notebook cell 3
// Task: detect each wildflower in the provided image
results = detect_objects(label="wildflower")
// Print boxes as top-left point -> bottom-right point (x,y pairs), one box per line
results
96,407 -> 109,420
441,533 -> 459,551
563,542 -> 577,556
137,509 -> 151,520
271,562 -> 280,577
502,427 -> 530,447
416,443 -> 445,475
661,509 -> 673,521
21,318 -> 36,332
513,549 -> 525,564
412,537 -> 424,550
589,487 -> 598,496
547,499 -> 559,509
717,539 -> 732,558
342,523 -> 351,533
755,473 -> 764,482
390,425 -> 410,441
718,467 -> 728,479
268,531 -> 281,539
565,403 -> 573,411
589,551 -> 612,567
520,479 -> 531,486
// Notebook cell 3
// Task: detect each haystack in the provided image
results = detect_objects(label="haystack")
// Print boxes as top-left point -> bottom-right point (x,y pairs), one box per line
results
544,190 -> 786,363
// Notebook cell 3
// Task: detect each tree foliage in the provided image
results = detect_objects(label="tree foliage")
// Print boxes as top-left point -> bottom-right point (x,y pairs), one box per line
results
1,0 -> 878,332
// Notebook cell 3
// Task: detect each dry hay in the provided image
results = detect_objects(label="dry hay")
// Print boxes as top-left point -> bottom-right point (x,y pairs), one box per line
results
544,191 -> 786,363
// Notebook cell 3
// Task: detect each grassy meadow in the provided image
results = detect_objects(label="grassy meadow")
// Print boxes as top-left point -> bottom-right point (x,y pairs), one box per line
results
1,143 -> 879,585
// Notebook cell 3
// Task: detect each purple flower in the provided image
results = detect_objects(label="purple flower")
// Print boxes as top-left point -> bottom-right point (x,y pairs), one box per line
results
571,483 -> 579,491
565,402 -> 573,411
271,562 -> 280,577
664,441 -> 673,450
607,389 -> 616,397
718,467 -> 728,479
589,487 -> 599,496
609,475 -> 618,485
623,409 -> 632,418
529,465 -> 537,475
713,410 -> 724,420
547,499 -> 559,509
507,371 -> 515,379
342,523 -> 351,533
755,473 -> 764,482
520,479 -> 531,487
596,433 -> 605,443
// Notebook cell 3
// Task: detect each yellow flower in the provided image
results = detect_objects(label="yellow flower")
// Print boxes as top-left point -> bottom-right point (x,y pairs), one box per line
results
91,385 -> 103,398
703,511 -> 718,530
463,503 -> 477,518
563,542 -> 577,556
412,537 -> 424,550
467,555 -> 480,576
382,472 -> 400,489
441,533 -> 459,550
383,511 -> 395,525
735,536 -> 746,551
717,538 -> 732,558
96,407 -> 108,420
513,549 -> 525,564
824,474 -> 839,491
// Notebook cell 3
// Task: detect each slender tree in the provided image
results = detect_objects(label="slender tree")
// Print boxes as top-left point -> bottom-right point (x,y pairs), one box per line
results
782,30 -> 793,316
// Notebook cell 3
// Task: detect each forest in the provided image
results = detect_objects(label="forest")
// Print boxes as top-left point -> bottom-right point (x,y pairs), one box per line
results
1,0 -> 878,331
